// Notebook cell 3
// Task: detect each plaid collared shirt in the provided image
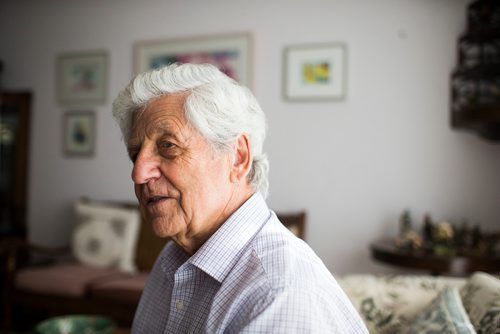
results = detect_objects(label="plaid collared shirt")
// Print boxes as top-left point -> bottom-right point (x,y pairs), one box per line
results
131,193 -> 367,333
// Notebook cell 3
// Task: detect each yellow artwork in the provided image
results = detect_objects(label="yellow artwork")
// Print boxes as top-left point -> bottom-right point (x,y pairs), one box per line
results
302,62 -> 330,84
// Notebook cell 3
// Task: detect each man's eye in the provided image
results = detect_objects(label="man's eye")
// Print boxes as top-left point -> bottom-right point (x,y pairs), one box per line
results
159,142 -> 176,150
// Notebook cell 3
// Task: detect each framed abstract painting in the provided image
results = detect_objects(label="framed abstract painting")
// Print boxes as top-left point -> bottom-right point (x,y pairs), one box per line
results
57,51 -> 108,105
134,33 -> 252,87
284,43 -> 347,101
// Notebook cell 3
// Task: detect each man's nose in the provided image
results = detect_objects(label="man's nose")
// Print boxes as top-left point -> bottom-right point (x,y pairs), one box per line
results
132,149 -> 161,184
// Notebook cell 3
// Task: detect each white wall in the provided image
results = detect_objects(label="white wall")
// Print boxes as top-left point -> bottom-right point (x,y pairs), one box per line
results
1,0 -> 499,275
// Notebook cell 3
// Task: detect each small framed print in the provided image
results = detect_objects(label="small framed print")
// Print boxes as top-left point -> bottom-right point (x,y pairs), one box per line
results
284,43 -> 347,101
63,111 -> 95,157
57,51 -> 108,104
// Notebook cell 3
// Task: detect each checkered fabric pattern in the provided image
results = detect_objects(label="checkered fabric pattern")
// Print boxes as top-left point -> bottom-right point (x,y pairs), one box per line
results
132,193 -> 368,333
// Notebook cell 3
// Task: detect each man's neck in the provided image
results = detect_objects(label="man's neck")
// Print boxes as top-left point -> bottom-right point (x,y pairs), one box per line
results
175,187 -> 255,255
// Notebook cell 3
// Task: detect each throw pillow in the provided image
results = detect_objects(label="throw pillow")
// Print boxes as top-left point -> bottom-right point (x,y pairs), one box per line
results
460,272 -> 500,334
404,287 -> 476,334
72,200 -> 141,273
337,274 -> 466,334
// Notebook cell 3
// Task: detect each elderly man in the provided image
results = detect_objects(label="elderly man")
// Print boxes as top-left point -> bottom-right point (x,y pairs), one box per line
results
112,63 -> 367,333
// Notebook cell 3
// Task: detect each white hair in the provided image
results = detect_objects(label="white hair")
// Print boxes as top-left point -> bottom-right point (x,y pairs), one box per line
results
112,63 -> 269,198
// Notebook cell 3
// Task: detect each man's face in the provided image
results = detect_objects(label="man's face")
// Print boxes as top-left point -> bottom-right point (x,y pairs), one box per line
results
128,93 -> 235,249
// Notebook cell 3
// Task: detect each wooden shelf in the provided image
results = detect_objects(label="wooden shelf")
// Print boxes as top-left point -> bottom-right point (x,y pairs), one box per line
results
371,238 -> 500,276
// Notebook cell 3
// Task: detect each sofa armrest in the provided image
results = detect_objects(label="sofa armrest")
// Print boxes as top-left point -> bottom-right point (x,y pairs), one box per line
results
1,237 -> 71,272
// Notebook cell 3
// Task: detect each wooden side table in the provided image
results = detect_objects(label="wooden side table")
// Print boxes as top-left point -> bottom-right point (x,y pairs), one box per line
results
371,238 -> 500,276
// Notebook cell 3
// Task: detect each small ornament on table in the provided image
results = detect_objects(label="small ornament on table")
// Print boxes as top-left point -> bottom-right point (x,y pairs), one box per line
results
432,221 -> 455,256
422,214 -> 434,250
471,225 -> 489,255
455,221 -> 468,249
472,225 -> 482,248
434,221 -> 454,241
395,210 -> 422,250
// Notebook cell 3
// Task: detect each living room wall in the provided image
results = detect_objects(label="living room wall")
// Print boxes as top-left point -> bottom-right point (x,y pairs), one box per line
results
1,0 -> 499,275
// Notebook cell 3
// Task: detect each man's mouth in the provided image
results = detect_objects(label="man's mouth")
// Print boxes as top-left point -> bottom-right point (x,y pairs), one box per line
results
146,196 -> 168,205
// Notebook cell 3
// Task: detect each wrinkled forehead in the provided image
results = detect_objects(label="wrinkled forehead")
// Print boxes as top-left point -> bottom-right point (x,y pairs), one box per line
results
130,93 -> 190,140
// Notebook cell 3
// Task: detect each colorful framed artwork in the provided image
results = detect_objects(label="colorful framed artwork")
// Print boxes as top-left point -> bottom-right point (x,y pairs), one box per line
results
284,43 -> 347,101
134,33 -> 252,87
57,51 -> 108,104
63,111 -> 95,157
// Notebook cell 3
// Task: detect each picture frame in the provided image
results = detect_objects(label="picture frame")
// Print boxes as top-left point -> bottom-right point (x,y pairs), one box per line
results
63,111 -> 95,157
57,51 -> 108,104
134,33 -> 252,87
284,43 -> 347,101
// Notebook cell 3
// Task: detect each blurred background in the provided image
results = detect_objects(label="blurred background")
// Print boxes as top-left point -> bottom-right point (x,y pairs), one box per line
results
1,0 -> 499,277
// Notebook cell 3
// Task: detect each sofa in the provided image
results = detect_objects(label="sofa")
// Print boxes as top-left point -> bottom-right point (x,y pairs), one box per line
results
1,199 -> 165,330
1,199 -> 306,332
337,271 -> 500,334
4,198 -> 498,333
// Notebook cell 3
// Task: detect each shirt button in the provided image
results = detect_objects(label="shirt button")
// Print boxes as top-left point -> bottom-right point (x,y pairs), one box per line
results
176,300 -> 184,310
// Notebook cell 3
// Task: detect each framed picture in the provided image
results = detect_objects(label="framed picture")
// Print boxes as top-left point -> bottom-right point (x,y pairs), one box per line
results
134,33 -> 252,87
63,111 -> 95,157
284,43 -> 347,101
57,51 -> 108,104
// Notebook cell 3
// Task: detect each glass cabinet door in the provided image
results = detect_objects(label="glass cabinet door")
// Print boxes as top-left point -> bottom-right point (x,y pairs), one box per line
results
0,92 -> 31,238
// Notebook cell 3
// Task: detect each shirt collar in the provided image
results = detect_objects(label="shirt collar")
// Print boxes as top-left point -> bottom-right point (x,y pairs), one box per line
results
188,192 -> 271,283
159,241 -> 190,279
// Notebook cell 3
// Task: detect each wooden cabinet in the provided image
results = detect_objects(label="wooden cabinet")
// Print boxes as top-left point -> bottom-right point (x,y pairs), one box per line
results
450,0 -> 500,141
0,92 -> 31,239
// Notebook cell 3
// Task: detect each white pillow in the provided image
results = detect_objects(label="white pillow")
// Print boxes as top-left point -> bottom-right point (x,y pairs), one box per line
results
72,200 -> 141,273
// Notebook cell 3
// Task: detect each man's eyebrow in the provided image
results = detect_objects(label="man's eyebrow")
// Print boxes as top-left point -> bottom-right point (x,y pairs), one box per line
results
127,123 -> 183,153
145,119 -> 181,137
151,127 -> 177,138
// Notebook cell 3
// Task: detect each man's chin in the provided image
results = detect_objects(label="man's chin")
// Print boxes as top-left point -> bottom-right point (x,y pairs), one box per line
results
150,217 -> 178,238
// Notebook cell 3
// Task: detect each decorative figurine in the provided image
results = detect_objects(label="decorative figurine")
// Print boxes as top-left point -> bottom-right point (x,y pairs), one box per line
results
472,225 -> 482,248
399,210 -> 413,236
432,221 -> 455,256
395,210 -> 422,250
393,209 -> 493,257
434,221 -> 454,242
422,214 -> 434,251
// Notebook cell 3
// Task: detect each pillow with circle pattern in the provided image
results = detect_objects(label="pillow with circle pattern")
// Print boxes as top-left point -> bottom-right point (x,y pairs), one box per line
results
72,200 -> 141,273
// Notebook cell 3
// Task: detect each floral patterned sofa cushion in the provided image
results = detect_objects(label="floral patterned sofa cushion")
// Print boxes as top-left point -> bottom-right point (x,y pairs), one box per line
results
460,272 -> 500,334
337,274 -> 466,334
403,287 -> 476,334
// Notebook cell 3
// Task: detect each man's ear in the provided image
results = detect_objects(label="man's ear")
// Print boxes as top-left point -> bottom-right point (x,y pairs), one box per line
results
230,133 -> 252,183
